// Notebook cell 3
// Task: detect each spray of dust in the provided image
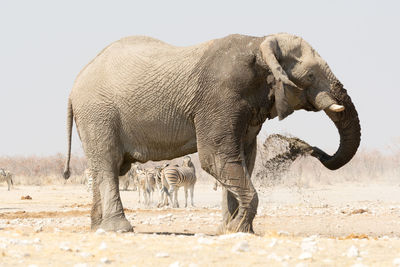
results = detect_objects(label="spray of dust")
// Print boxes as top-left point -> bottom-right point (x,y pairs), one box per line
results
255,134 -> 314,186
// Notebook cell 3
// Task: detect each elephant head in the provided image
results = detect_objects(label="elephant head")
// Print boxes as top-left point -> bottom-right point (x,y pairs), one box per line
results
260,33 -> 361,170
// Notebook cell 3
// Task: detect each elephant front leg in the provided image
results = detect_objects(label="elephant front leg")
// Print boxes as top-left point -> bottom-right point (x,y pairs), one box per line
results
220,139 -> 258,232
97,170 -> 132,232
218,161 -> 258,234
199,151 -> 258,234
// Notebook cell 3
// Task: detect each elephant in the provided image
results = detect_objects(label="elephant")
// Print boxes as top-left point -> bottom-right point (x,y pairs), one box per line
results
63,33 -> 361,233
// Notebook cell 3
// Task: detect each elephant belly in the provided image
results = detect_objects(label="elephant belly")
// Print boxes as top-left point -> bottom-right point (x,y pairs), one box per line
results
121,118 -> 198,162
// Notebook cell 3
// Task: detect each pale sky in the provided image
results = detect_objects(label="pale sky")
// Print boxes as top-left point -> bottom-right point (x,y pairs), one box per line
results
0,0 -> 398,156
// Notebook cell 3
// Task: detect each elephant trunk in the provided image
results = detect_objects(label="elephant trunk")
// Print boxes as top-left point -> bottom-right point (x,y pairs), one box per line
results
311,67 -> 361,170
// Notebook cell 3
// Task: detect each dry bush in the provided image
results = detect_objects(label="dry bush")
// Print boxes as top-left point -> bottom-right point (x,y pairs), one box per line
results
1,136 -> 399,187
0,154 -> 86,185
0,153 -> 215,186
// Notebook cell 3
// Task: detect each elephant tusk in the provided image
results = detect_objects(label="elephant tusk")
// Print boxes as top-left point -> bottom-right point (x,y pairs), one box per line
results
328,104 -> 345,112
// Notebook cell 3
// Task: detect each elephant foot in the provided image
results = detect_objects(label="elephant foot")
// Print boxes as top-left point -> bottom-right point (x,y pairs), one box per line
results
216,211 -> 255,235
98,215 -> 133,232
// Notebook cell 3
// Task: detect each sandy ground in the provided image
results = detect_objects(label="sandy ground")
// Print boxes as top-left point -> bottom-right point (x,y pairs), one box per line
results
1,182 -> 400,266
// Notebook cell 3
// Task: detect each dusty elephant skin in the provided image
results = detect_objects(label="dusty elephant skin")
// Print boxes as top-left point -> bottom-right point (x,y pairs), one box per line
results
63,33 -> 361,233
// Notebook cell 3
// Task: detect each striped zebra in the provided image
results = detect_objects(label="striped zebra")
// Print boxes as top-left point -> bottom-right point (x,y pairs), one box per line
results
136,168 -> 155,206
85,164 -> 139,193
0,168 -> 13,191
155,163 -> 171,207
162,156 -> 196,208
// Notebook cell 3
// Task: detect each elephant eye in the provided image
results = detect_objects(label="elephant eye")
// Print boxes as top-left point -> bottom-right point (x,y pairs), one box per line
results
307,73 -> 315,82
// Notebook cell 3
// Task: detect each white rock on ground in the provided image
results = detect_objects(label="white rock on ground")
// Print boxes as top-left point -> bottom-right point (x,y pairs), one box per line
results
269,238 -> 277,247
79,252 -> 93,258
350,263 -> 368,267
169,261 -> 180,267
95,228 -> 106,235
100,257 -> 111,264
99,242 -> 107,250
218,232 -> 251,240
59,243 -> 72,252
267,253 -> 283,262
298,251 -> 312,260
301,239 -> 318,253
156,252 -> 169,258
232,240 -> 249,252
393,258 -> 400,266
197,237 -> 214,245
346,245 -> 360,258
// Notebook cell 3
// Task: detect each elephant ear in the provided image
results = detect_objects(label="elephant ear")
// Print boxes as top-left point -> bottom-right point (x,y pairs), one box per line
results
274,79 -> 294,120
260,35 -> 300,120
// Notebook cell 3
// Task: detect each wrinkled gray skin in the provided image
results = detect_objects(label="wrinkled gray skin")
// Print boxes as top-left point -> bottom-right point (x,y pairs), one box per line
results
63,33 -> 361,233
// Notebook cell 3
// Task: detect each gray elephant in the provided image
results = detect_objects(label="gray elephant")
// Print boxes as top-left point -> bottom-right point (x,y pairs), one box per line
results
63,33 -> 361,233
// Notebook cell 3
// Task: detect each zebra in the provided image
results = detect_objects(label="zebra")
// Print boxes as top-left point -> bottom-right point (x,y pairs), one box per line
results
85,164 -> 139,193
0,168 -> 14,191
155,163 -> 171,207
162,156 -> 196,208
136,168 -> 154,206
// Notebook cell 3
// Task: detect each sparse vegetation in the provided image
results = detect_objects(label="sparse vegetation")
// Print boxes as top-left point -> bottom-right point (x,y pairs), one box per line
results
1,136 -> 399,188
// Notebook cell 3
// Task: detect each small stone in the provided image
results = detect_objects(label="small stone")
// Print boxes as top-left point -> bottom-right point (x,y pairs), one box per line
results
267,253 -> 283,262
156,252 -> 169,258
298,252 -> 312,260
169,261 -> 180,267
99,242 -> 107,250
346,245 -> 359,258
350,264 -> 368,267
95,228 -> 106,235
232,240 -> 249,252
301,240 -> 317,253
277,230 -> 289,236
393,258 -> 400,266
79,252 -> 93,258
218,232 -> 251,240
100,257 -> 111,264
197,237 -> 214,245
60,243 -> 72,252
269,238 -> 277,247
34,226 -> 43,233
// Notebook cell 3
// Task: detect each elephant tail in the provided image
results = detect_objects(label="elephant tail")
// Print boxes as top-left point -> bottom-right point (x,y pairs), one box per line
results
63,97 -> 73,179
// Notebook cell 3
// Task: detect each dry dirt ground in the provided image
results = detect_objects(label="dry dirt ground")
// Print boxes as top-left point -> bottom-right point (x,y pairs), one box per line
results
1,182 -> 400,266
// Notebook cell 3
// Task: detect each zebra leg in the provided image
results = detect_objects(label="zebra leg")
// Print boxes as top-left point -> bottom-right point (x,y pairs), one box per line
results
144,189 -> 149,206
138,184 -> 141,204
184,186 -> 188,208
7,178 -> 11,191
168,186 -> 177,208
174,189 -> 179,208
190,184 -> 195,207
